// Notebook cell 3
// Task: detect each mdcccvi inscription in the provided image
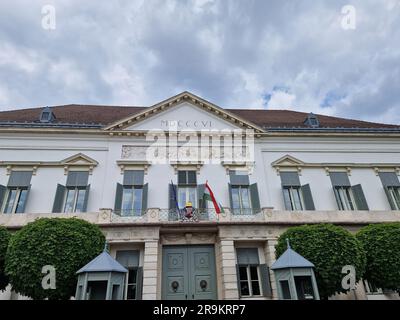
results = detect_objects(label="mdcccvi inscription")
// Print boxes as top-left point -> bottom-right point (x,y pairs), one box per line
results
161,120 -> 212,129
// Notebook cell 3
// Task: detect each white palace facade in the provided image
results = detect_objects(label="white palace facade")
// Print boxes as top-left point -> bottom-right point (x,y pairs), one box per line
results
0,91 -> 399,300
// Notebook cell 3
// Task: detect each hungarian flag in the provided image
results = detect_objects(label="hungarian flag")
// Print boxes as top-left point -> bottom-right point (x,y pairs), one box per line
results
203,181 -> 224,214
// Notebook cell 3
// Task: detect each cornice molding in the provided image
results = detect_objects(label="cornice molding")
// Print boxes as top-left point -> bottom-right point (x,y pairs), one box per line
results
272,154 -> 400,176
0,153 -> 98,175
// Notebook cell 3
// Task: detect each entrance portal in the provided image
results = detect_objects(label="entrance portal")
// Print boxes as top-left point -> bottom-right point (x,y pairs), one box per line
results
162,245 -> 217,300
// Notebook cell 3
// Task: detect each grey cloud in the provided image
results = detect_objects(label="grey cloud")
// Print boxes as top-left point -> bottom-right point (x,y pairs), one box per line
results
0,0 -> 399,124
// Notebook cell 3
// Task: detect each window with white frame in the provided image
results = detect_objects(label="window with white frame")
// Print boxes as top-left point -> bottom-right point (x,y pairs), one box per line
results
386,186 -> 400,210
231,185 -> 252,215
3,187 -> 29,214
334,186 -> 355,210
1,171 -> 32,214
64,187 -> 87,213
177,170 -> 197,208
52,171 -> 90,213
282,187 -> 303,210
121,186 -> 143,216
236,248 -> 262,297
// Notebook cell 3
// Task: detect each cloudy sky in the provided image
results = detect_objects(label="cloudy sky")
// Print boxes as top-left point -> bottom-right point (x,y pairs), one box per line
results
0,0 -> 399,124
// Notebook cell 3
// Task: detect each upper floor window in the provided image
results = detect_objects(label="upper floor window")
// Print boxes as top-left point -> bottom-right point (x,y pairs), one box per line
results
280,172 -> 315,211
52,171 -> 90,213
177,170 -> 197,208
283,187 -> 303,210
114,170 -> 147,216
334,186 -> 355,210
64,186 -> 87,213
229,171 -> 260,215
379,172 -> 400,210
0,171 -> 32,214
330,172 -> 369,210
386,187 -> 400,210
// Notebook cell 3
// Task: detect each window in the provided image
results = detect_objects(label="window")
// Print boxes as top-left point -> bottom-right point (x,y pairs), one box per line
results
236,248 -> 264,298
238,265 -> 261,296
1,171 -> 32,214
114,170 -> 147,216
294,276 -> 315,300
280,280 -> 291,299
231,185 -> 252,215
116,250 -> 142,300
177,170 -> 197,208
64,187 -> 87,213
3,187 -> 28,214
283,187 -> 303,210
363,280 -> 383,295
52,171 -> 90,213
126,267 -> 138,300
334,186 -> 355,210
121,186 -> 143,216
178,186 -> 197,208
386,186 -> 400,210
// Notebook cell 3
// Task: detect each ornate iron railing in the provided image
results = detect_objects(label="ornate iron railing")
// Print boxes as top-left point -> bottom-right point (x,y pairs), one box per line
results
111,207 -> 263,222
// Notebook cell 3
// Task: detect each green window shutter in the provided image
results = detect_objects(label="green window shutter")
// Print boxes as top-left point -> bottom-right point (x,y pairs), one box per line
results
136,266 -> 143,300
351,184 -> 369,210
82,184 -> 90,212
0,185 -> 6,212
236,264 -> 242,298
282,188 -> 292,210
197,184 -> 205,209
250,183 -> 261,213
142,183 -> 148,213
17,184 -> 31,213
259,264 -> 272,297
384,187 -> 397,210
52,184 -> 66,213
114,183 -> 123,213
228,183 -> 234,210
301,184 -> 315,210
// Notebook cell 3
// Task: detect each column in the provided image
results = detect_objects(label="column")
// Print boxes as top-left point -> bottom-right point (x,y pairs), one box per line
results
219,240 -> 239,299
142,240 -> 159,300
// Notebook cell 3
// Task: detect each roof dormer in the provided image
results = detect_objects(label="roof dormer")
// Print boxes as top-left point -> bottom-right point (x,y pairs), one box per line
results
39,106 -> 56,123
304,112 -> 320,128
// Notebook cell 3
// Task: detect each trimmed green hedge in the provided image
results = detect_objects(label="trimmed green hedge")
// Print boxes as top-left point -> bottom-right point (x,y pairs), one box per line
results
5,218 -> 105,300
0,225 -> 11,291
356,223 -> 400,291
275,224 -> 366,299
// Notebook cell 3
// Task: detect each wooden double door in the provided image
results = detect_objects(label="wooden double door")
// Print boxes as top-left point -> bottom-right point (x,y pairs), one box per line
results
162,245 -> 217,300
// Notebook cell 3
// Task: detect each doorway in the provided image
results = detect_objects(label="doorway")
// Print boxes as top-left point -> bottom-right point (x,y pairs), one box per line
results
162,245 -> 217,300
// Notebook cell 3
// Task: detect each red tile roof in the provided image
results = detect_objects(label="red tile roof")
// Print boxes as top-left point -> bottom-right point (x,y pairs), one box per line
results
0,104 -> 398,130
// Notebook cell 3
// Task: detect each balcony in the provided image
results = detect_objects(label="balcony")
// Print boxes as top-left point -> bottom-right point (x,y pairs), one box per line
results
0,208 -> 399,229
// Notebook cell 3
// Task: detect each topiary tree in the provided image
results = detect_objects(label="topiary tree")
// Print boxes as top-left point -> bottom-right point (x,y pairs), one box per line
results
275,224 -> 366,299
5,218 -> 105,300
356,222 -> 400,292
0,225 -> 11,291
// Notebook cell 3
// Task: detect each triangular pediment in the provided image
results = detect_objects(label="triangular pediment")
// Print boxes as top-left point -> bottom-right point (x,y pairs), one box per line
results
104,91 -> 264,133
271,155 -> 305,167
60,153 -> 98,166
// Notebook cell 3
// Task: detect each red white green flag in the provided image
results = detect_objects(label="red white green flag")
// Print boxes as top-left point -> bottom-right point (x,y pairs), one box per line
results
203,181 -> 224,214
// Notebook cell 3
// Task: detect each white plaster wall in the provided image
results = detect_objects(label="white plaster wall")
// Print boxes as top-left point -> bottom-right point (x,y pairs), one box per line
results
0,132 -> 399,213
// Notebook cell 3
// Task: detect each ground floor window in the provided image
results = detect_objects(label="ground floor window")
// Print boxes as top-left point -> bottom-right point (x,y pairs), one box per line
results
238,265 -> 261,296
